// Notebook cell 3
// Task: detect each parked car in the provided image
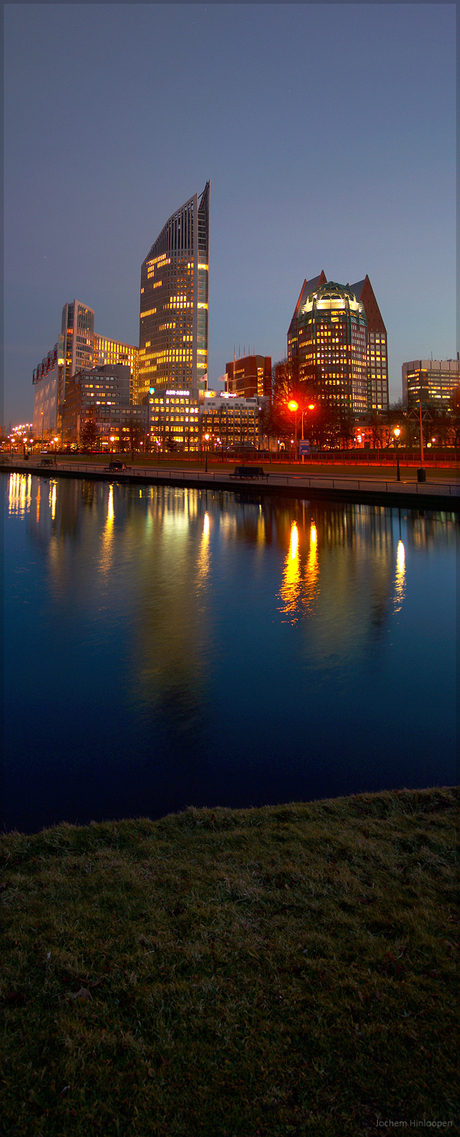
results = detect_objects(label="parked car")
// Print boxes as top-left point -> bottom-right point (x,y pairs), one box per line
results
104,460 -> 128,471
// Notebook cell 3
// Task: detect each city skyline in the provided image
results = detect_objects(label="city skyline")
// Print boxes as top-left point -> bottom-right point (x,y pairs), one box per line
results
4,3 -> 456,425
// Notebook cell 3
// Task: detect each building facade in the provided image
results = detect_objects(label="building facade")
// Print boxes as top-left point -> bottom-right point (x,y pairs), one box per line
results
288,272 -> 388,413
352,276 -> 388,412
94,335 -> 139,404
32,343 -> 61,438
287,272 -> 327,368
402,358 -> 460,407
225,355 -> 272,399
294,281 -> 369,415
139,182 -> 210,402
61,301 -> 95,416
148,389 -> 200,452
61,364 -> 131,446
33,301 -> 139,440
200,393 -> 265,450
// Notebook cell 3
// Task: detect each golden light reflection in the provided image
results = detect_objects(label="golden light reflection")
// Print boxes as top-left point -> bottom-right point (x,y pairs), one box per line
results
36,482 -> 41,523
99,486 -> 115,575
278,521 -> 301,620
8,473 -> 32,516
302,521 -> 319,613
196,512 -> 210,590
49,481 -> 57,521
394,539 -> 406,613
107,486 -> 114,524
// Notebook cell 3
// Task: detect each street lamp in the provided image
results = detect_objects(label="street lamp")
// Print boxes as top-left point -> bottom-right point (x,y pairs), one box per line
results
110,435 -> 115,457
393,426 -> 401,481
287,399 -> 316,461
287,400 -> 299,457
300,403 -> 316,462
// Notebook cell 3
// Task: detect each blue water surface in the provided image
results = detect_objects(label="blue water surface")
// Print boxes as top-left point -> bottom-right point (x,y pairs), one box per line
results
2,472 -> 457,833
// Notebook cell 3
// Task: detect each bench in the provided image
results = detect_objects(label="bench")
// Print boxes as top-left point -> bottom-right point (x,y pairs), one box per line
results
229,465 -> 269,481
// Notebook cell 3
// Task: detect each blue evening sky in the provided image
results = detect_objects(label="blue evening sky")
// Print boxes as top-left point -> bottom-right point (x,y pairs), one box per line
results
3,1 -> 456,425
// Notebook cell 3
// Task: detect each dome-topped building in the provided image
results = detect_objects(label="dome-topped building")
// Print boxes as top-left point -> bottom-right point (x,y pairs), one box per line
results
288,273 -> 388,413
297,280 -> 368,414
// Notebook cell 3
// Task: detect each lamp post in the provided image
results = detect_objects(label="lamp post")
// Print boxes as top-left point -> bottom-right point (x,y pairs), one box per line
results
301,403 -> 316,463
287,400 -> 299,458
393,426 -> 401,481
418,398 -> 425,468
287,399 -> 316,461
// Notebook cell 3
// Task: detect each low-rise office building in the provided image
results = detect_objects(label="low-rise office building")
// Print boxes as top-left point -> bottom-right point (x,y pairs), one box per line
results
225,355 -> 272,400
148,388 -> 201,452
61,364 -> 131,446
200,393 -> 266,450
402,358 -> 460,407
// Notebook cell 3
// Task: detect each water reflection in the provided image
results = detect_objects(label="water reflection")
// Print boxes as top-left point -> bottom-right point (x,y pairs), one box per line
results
394,540 -> 406,613
3,472 -> 458,833
279,521 -> 301,619
8,471 -> 32,516
100,485 -> 115,576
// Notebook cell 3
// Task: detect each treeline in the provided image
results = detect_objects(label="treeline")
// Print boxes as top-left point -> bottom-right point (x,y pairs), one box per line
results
260,360 -> 460,451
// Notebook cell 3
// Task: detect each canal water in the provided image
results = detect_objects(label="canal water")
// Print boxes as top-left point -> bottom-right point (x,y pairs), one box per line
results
2,472 -> 458,834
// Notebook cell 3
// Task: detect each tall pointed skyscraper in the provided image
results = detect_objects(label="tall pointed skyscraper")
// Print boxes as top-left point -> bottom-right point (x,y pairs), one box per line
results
139,182 -> 210,401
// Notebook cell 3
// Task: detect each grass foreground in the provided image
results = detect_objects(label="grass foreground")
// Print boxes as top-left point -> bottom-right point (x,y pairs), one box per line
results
1,787 -> 458,1136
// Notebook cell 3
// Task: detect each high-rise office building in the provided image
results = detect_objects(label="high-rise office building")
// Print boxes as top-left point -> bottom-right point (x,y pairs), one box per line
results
61,301 -> 95,407
139,182 -> 210,402
225,355 -> 272,399
287,273 -> 327,368
288,273 -> 388,412
61,364 -> 131,445
352,276 -> 388,412
293,280 -> 369,415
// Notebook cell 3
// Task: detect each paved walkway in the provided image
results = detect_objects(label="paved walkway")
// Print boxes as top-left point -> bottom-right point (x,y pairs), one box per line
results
4,458 -> 459,509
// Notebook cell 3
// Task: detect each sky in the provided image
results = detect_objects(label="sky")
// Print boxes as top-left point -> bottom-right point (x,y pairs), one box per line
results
3,1 -> 457,426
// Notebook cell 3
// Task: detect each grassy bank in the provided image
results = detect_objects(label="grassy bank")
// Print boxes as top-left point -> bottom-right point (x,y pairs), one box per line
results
1,788 -> 458,1136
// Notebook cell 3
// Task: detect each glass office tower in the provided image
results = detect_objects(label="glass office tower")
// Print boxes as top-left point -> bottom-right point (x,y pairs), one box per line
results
139,182 -> 210,401
295,281 -> 369,415
288,273 -> 388,413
